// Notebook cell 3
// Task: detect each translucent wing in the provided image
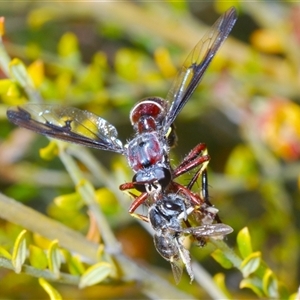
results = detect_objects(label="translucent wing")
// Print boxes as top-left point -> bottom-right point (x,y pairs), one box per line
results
183,223 -> 233,237
7,104 -> 124,153
170,258 -> 184,285
175,238 -> 194,283
169,237 -> 194,284
163,7 -> 237,133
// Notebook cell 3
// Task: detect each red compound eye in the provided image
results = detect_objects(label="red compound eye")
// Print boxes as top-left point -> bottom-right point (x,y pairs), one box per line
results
130,97 -> 165,125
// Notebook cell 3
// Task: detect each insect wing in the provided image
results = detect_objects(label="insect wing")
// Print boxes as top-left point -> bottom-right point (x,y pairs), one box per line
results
7,104 -> 124,153
169,255 -> 184,285
163,7 -> 237,133
183,223 -> 233,237
175,238 -> 194,283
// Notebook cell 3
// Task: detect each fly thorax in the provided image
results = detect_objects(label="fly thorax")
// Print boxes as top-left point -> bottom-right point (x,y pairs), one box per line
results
126,132 -> 164,171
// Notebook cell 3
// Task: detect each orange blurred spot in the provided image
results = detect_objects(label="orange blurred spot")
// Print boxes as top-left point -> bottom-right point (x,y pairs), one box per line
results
258,98 -> 300,160
250,29 -> 283,54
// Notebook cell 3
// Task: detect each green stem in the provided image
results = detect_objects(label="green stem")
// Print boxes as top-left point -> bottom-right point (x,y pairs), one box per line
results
57,142 -> 121,253
0,192 -> 98,261
0,256 -> 79,285
210,239 -> 242,269
0,191 -> 195,299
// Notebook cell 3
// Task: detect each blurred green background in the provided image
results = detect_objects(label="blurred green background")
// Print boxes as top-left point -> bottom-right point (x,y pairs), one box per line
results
0,1 -> 299,299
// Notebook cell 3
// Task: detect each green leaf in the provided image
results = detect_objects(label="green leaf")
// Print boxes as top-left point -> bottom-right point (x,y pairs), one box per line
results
166,0 -> 188,12
47,240 -> 61,278
99,249 -> 118,279
29,245 -> 48,270
54,192 -> 84,211
5,183 -> 38,203
240,277 -> 264,297
289,292 -> 300,300
277,283 -> 291,299
9,58 -> 34,89
76,179 -> 96,206
237,227 -> 253,259
68,255 -> 86,276
79,262 -> 112,288
0,79 -> 12,94
211,249 -> 233,269
58,32 -> 79,57
6,82 -> 21,97
115,48 -> 147,81
240,252 -> 261,277
27,59 -> 44,88
12,229 -> 27,273
27,7 -> 56,29
39,141 -> 59,161
224,144 -> 258,189
39,278 -> 62,300
0,246 -> 12,259
215,1 -> 241,15
62,249 -> 85,276
262,269 -> 279,298
57,32 -> 80,66
213,273 -> 233,299
95,188 -> 119,215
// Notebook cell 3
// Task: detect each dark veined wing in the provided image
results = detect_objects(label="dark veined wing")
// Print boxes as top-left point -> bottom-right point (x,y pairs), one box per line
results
182,223 -> 233,237
163,7 -> 237,133
6,104 -> 124,154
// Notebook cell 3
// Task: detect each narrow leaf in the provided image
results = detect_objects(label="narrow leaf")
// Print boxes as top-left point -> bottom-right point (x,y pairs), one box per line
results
240,251 -> 261,277
0,79 -> 12,94
58,32 -> 79,57
240,277 -> 264,297
54,192 -> 84,211
262,269 -> 279,298
12,229 -> 27,273
213,273 -> 233,299
47,240 -> 61,278
29,245 -> 48,270
27,59 -> 44,88
0,246 -> 12,259
39,278 -> 62,300
39,141 -> 59,161
68,255 -> 86,276
79,262 -> 112,288
9,58 -> 34,89
62,249 -> 85,276
211,249 -> 233,269
237,227 -> 253,259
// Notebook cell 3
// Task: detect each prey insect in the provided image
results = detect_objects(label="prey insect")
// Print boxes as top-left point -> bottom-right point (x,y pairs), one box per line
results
140,169 -> 233,283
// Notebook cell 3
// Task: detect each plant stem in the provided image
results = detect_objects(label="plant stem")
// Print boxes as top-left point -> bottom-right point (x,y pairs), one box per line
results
0,256 -> 79,285
57,142 -> 121,254
0,192 -> 98,261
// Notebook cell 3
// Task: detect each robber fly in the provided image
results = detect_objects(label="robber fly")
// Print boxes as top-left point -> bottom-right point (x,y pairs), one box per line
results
6,7 -> 237,215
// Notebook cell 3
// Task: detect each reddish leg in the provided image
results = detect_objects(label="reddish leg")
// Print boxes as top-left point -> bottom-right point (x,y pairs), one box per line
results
119,181 -> 150,214
128,192 -> 149,214
123,191 -> 150,222
171,182 -> 203,206
173,143 -> 210,178
177,143 -> 207,167
119,181 -> 135,191
120,143 -> 210,216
